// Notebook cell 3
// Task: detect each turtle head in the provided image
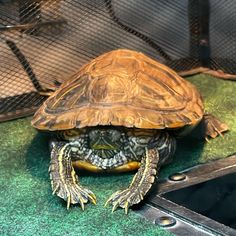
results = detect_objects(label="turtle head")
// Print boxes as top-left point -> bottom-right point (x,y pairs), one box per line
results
88,126 -> 123,151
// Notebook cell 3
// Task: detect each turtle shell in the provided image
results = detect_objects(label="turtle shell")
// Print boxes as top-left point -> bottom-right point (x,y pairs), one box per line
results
32,49 -> 204,131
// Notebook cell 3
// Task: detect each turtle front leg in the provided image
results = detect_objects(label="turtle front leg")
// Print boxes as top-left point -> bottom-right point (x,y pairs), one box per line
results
105,147 -> 159,214
49,141 -> 96,209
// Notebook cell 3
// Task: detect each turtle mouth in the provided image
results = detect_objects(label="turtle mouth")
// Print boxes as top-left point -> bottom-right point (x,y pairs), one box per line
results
91,143 -> 120,159
88,127 -> 123,151
91,143 -> 118,150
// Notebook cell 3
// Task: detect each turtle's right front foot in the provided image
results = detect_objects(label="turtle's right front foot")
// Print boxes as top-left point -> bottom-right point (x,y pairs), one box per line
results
50,177 -> 96,210
49,142 -> 96,210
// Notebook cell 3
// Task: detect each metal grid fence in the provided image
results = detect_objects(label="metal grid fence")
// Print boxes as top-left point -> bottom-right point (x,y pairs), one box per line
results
0,0 -> 235,121
210,0 -> 236,74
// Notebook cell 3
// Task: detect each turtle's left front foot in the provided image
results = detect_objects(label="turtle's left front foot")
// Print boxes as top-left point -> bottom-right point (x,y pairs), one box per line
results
105,148 -> 159,214
105,187 -> 146,214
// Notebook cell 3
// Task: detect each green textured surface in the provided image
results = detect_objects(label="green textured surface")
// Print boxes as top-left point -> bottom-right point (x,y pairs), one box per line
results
0,120 -> 171,236
0,75 -> 235,236
161,74 -> 236,177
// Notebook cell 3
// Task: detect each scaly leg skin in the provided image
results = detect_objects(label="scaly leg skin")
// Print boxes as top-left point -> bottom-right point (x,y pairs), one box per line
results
105,148 -> 159,214
203,113 -> 229,140
49,141 -> 96,210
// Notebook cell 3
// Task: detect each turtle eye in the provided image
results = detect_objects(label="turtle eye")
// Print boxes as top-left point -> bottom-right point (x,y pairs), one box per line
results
109,129 -> 121,142
88,129 -> 99,140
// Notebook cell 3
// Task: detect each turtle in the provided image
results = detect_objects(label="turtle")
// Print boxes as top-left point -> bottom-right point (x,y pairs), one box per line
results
31,49 -> 229,213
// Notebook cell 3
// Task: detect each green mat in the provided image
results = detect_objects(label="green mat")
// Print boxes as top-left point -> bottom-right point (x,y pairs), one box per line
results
0,74 -> 235,236
161,74 -> 236,178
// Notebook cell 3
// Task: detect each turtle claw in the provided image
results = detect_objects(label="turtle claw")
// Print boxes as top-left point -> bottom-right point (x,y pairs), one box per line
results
106,188 -> 142,214
52,182 -> 60,195
112,201 -> 119,213
124,202 -> 130,215
203,113 -> 229,139
67,195 -> 71,210
78,197 -> 84,211
51,180 -> 96,210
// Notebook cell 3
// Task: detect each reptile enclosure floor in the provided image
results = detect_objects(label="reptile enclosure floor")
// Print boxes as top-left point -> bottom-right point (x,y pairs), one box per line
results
0,74 -> 235,236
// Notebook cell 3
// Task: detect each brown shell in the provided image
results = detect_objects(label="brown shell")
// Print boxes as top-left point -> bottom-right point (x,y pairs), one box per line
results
32,49 -> 204,131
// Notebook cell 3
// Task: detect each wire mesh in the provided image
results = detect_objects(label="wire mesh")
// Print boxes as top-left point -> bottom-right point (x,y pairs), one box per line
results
209,0 -> 236,74
0,0 -> 231,121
